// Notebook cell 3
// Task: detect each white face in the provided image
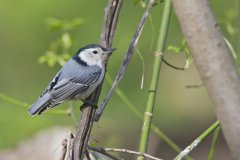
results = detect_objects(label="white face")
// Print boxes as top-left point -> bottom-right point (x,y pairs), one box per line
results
78,47 -> 110,67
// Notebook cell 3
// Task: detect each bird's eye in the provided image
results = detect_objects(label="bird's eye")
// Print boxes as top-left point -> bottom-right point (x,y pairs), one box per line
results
92,50 -> 98,54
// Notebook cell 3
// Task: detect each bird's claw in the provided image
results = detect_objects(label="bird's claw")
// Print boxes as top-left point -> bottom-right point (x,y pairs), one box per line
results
80,101 -> 98,111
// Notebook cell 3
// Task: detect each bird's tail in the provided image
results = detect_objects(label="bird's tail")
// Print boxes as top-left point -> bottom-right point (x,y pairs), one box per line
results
28,93 -> 52,116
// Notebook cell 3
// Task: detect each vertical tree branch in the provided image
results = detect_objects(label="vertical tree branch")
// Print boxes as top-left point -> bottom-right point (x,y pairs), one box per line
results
100,0 -> 123,48
137,0 -> 172,160
172,0 -> 240,159
72,1 -> 123,159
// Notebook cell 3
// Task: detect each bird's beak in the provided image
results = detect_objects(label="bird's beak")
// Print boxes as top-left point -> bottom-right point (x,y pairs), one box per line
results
105,48 -> 116,55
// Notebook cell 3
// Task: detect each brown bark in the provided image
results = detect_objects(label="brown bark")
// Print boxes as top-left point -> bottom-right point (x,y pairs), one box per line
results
172,0 -> 240,159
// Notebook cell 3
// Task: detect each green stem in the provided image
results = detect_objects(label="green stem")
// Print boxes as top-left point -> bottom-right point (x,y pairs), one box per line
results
0,92 -> 29,108
233,0 -> 239,49
137,1 -> 172,160
208,126 -> 221,160
106,74 -> 192,160
106,74 -> 193,160
173,121 -> 220,160
0,92 -> 67,115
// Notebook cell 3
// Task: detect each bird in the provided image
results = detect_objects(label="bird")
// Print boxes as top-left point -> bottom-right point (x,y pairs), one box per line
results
28,44 -> 116,116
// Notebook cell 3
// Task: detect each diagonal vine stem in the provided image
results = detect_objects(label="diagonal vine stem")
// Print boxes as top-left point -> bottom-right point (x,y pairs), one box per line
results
94,0 -> 156,122
173,121 -> 220,160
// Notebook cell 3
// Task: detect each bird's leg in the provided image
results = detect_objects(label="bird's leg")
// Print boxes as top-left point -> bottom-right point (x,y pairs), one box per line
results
80,99 -> 98,111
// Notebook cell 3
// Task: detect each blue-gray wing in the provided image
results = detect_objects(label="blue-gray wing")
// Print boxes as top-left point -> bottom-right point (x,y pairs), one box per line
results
40,71 -> 62,97
28,67 -> 102,115
50,71 -> 101,102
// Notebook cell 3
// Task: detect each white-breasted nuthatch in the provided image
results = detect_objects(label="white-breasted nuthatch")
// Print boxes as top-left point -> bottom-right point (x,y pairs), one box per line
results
28,44 -> 116,116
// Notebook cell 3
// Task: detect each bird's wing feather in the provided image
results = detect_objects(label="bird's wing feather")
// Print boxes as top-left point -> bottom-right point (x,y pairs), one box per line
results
40,71 -> 62,97
47,71 -> 101,107
50,79 -> 87,102
30,62 -> 102,115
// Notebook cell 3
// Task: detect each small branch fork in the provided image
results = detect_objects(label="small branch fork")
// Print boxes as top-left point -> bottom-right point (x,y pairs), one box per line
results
95,0 -> 156,122
88,146 -> 163,160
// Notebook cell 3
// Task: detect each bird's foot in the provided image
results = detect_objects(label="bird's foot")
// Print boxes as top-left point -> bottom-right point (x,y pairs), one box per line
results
80,100 -> 98,111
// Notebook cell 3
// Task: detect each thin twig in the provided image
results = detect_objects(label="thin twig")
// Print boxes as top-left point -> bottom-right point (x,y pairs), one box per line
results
0,92 -> 67,115
173,121 -> 220,160
72,1 -> 123,160
162,57 -> 185,70
89,146 -> 122,160
185,82 -> 203,88
0,92 -> 29,108
89,146 -> 163,160
95,0 -> 156,122
136,49 -> 145,89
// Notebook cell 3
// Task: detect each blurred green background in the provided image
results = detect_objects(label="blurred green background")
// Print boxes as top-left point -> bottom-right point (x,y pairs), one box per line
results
0,0 -> 239,159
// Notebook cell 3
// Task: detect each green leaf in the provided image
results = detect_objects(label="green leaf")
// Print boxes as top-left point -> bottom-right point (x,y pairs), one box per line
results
38,51 -> 58,67
71,18 -> 85,28
167,45 -> 181,53
46,18 -> 63,31
61,53 -> 71,61
38,55 -> 47,64
57,57 -> 67,67
184,50 -> 193,69
56,53 -> 71,66
181,38 -> 187,47
133,0 -> 146,8
46,17 -> 84,31
167,37 -> 193,69
153,0 -> 164,6
133,0 -> 141,5
61,33 -> 72,49
226,23 -> 235,35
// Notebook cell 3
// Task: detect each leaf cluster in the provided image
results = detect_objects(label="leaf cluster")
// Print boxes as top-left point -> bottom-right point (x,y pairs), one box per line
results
39,18 -> 84,67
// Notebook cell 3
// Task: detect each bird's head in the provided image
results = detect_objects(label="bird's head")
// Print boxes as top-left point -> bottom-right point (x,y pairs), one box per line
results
74,44 -> 116,67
